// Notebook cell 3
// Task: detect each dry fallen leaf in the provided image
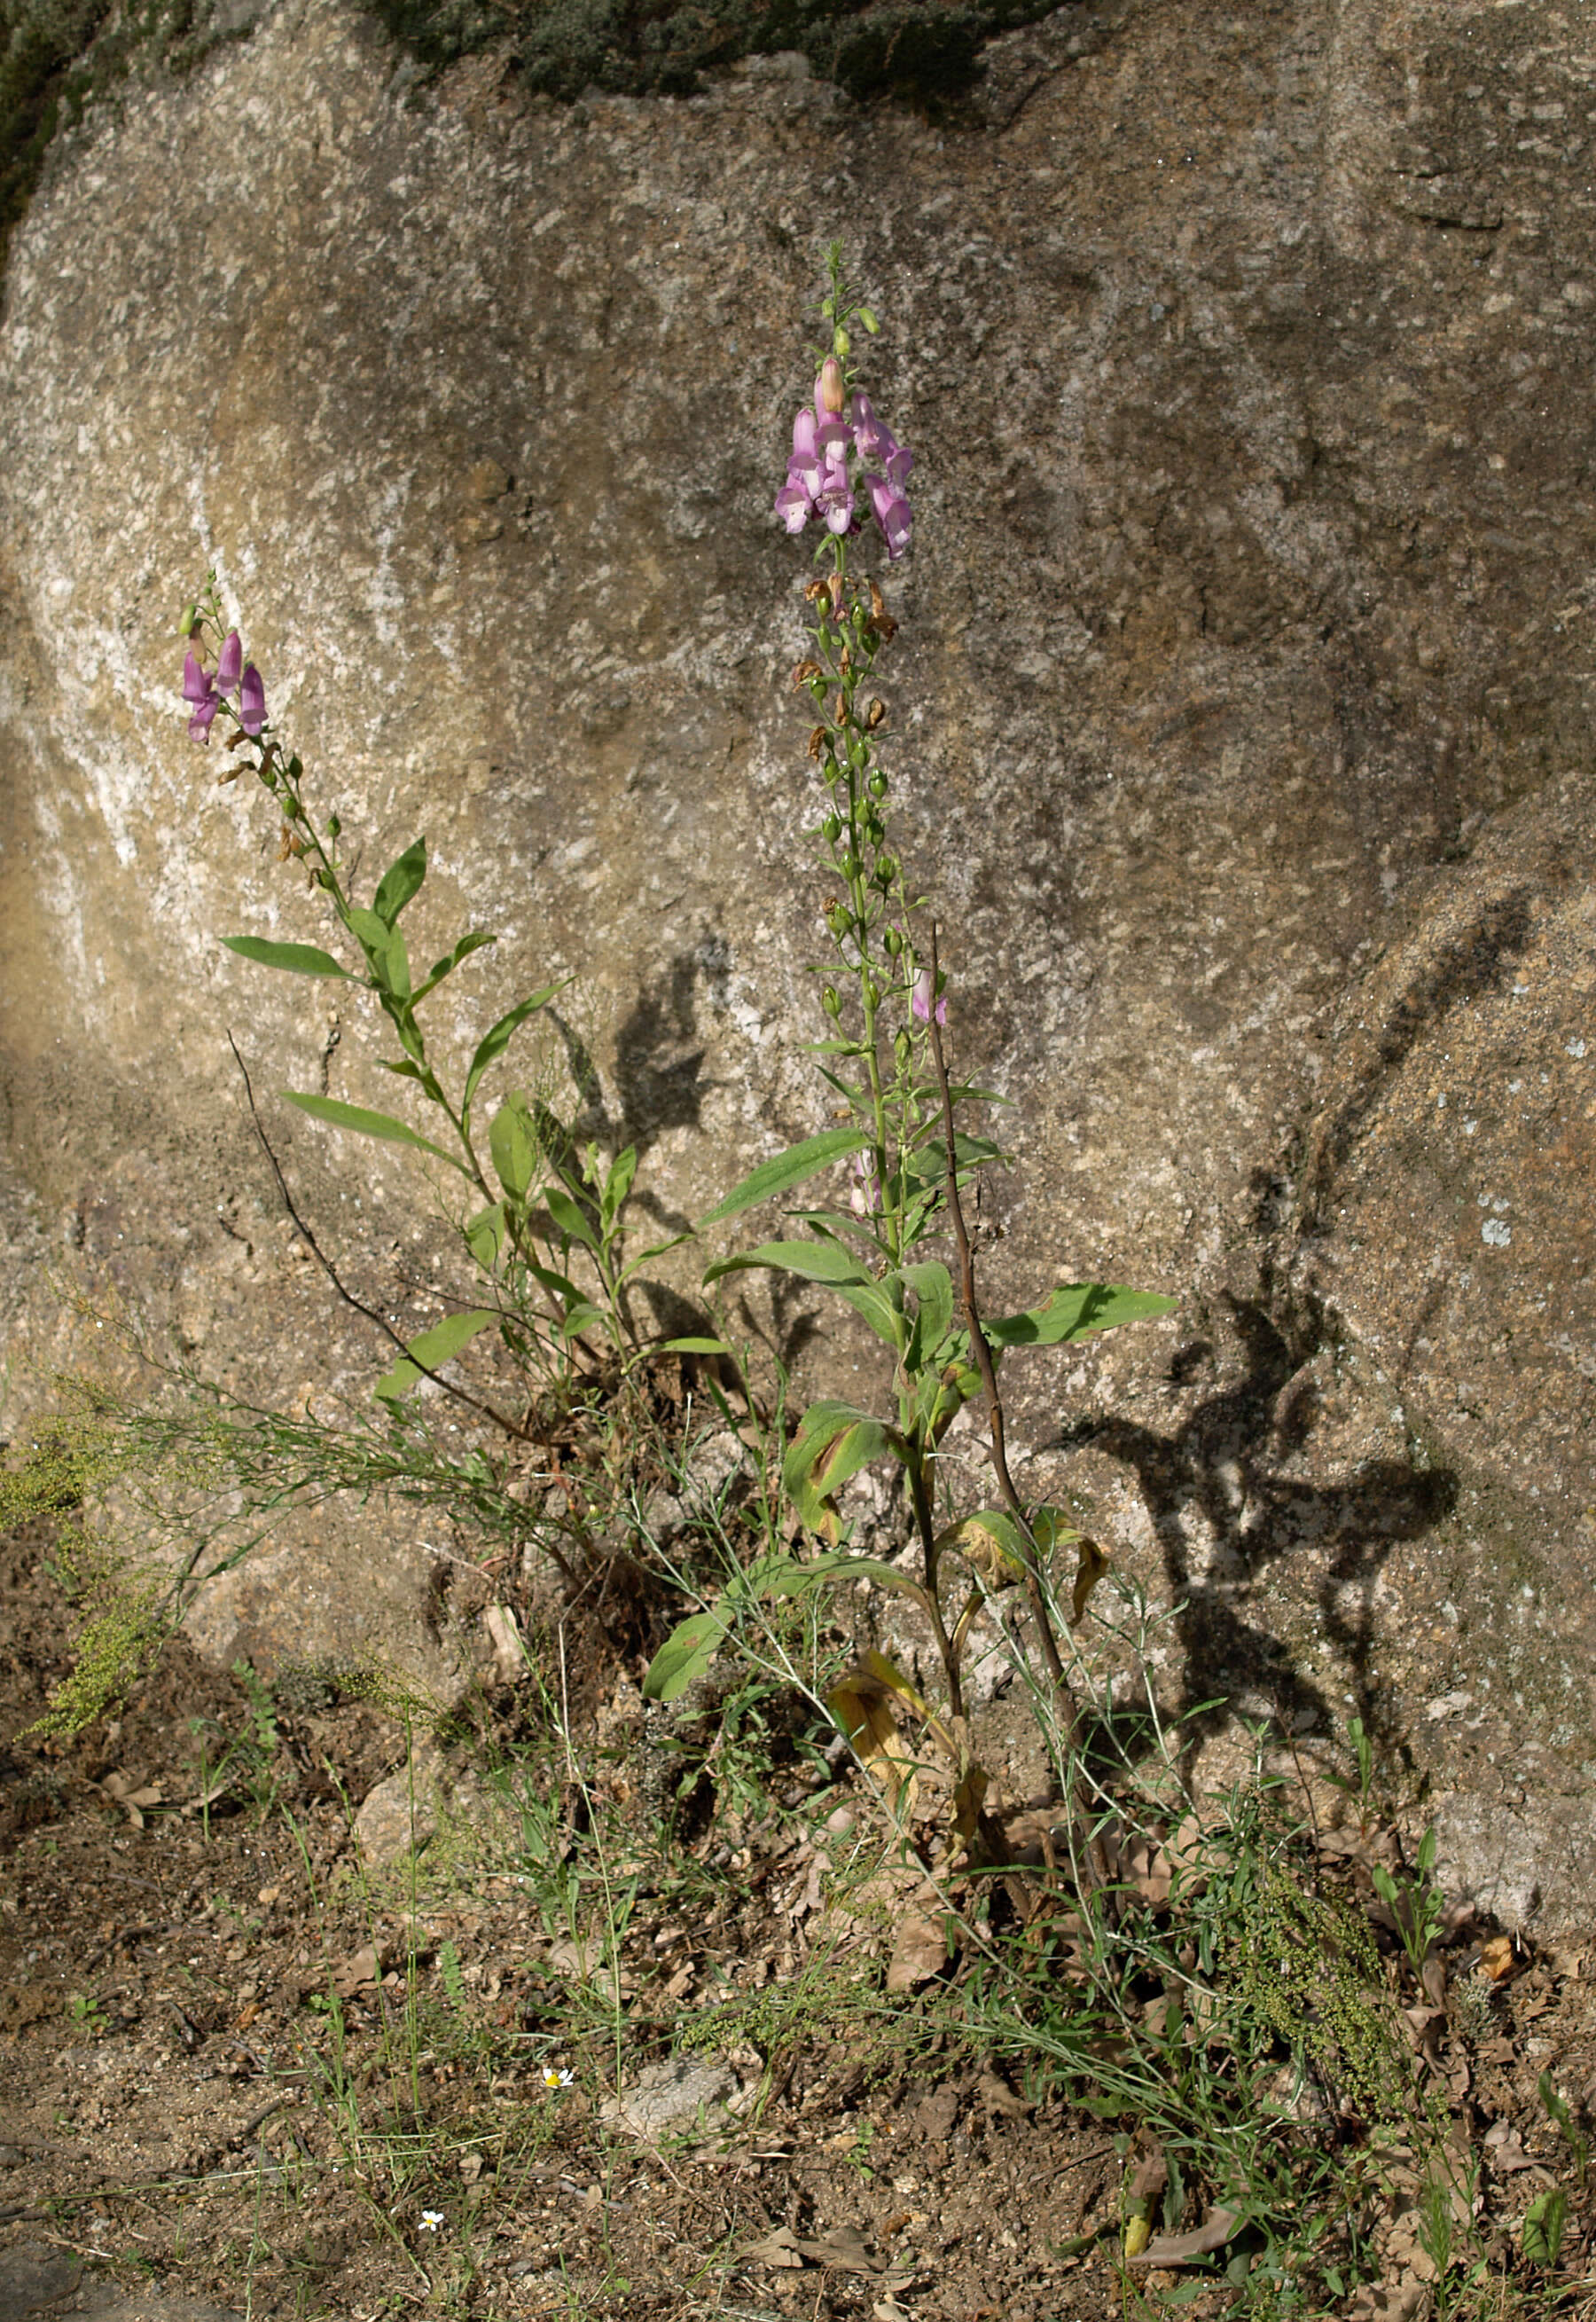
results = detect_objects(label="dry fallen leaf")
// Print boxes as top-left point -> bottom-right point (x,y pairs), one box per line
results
1131,2204 -> 1240,2267
1479,1935 -> 1516,1983
887,1894 -> 950,1994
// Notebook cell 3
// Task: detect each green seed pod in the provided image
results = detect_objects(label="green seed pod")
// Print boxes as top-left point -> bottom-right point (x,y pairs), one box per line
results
841,851 -> 860,881
895,1029 -> 912,1070
823,812 -> 842,844
876,853 -> 897,885
884,926 -> 904,958
824,985 -> 842,1020
868,769 -> 888,800
327,812 -> 341,838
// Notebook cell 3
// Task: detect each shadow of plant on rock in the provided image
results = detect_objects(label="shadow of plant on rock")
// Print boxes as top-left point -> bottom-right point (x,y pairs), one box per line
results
1057,1290 -> 1456,1768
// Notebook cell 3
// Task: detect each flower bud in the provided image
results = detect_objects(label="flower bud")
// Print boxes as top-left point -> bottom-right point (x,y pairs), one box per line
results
867,769 -> 888,800
833,326 -> 850,359
884,926 -> 904,958
895,1030 -> 912,1070
327,812 -> 341,838
822,813 -> 842,844
817,357 -> 846,415
823,985 -> 842,1020
841,851 -> 860,881
876,853 -> 897,885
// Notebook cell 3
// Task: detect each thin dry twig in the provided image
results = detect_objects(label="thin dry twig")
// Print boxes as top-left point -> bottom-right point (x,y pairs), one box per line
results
925,925 -> 1106,1895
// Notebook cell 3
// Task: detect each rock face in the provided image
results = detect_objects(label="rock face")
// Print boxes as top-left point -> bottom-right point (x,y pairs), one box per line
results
1,0 -> 1593,1914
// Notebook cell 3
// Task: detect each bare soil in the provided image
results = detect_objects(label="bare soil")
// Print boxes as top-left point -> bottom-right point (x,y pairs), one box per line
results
4,1518 -> 1596,2322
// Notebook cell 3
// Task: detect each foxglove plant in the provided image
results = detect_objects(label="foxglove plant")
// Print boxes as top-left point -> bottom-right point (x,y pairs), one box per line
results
175,579 -> 688,1432
645,249 -> 1174,1883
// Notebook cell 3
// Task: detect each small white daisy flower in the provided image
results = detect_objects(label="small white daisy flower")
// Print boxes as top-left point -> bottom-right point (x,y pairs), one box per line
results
419,2211 -> 444,2233
543,2066 -> 575,2090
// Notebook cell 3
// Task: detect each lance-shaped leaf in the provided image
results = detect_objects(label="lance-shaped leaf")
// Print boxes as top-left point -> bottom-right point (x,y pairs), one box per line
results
544,1185 -> 598,1251
901,1259 -> 954,1369
642,1607 -> 728,1703
374,1307 -> 497,1405
413,928 -> 497,1003
283,1092 -> 472,1176
462,982 -> 567,1118
372,836 -> 427,927
221,936 -> 355,980
489,1095 -> 538,1200
935,1509 -> 1029,1589
757,1550 -> 926,1605
699,1127 -> 869,1228
704,1236 -> 871,1293
1070,1534 -> 1111,1626
985,1283 -> 1176,1350
465,1202 -> 505,1267
782,1401 -> 905,1538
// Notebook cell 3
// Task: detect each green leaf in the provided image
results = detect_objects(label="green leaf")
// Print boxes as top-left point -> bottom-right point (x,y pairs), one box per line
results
784,1401 -> 905,1534
346,905 -> 392,958
616,1232 -> 692,1290
658,1337 -> 731,1356
373,1306 -> 496,1405
462,983 -> 567,1116
489,1096 -> 538,1200
603,1145 -> 638,1226
523,1259 -> 588,1308
414,929 -> 496,1002
761,1550 -> 923,1604
1523,2188 -> 1568,2268
372,837 -> 427,927
699,1127 -> 869,1228
902,1260 -> 954,1368
282,1091 -> 472,1176
220,936 -> 354,980
544,1186 -> 598,1251
383,925 -> 412,1002
642,1609 -> 727,1702
466,1202 -> 505,1267
985,1283 -> 1177,1349
704,1237 -> 870,1291
833,1275 -> 909,1353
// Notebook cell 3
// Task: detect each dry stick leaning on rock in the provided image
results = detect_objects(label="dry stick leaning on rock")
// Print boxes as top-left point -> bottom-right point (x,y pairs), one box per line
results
925,922 -> 1111,1902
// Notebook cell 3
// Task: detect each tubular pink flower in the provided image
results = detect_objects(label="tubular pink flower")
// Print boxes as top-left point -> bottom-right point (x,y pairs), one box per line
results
215,630 -> 243,692
182,648 -> 220,743
866,473 -> 911,561
239,663 -> 267,735
911,967 -> 946,1026
849,1151 -> 883,1215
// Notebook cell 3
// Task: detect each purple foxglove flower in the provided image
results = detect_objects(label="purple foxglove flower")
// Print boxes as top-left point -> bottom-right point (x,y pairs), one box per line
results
215,629 -> 243,692
850,392 -> 894,467
817,442 -> 854,536
815,412 -> 853,460
885,442 -> 914,490
775,475 -> 814,534
239,663 -> 267,735
911,966 -> 945,1026
182,648 -> 220,742
792,408 -> 819,462
866,473 -> 911,561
